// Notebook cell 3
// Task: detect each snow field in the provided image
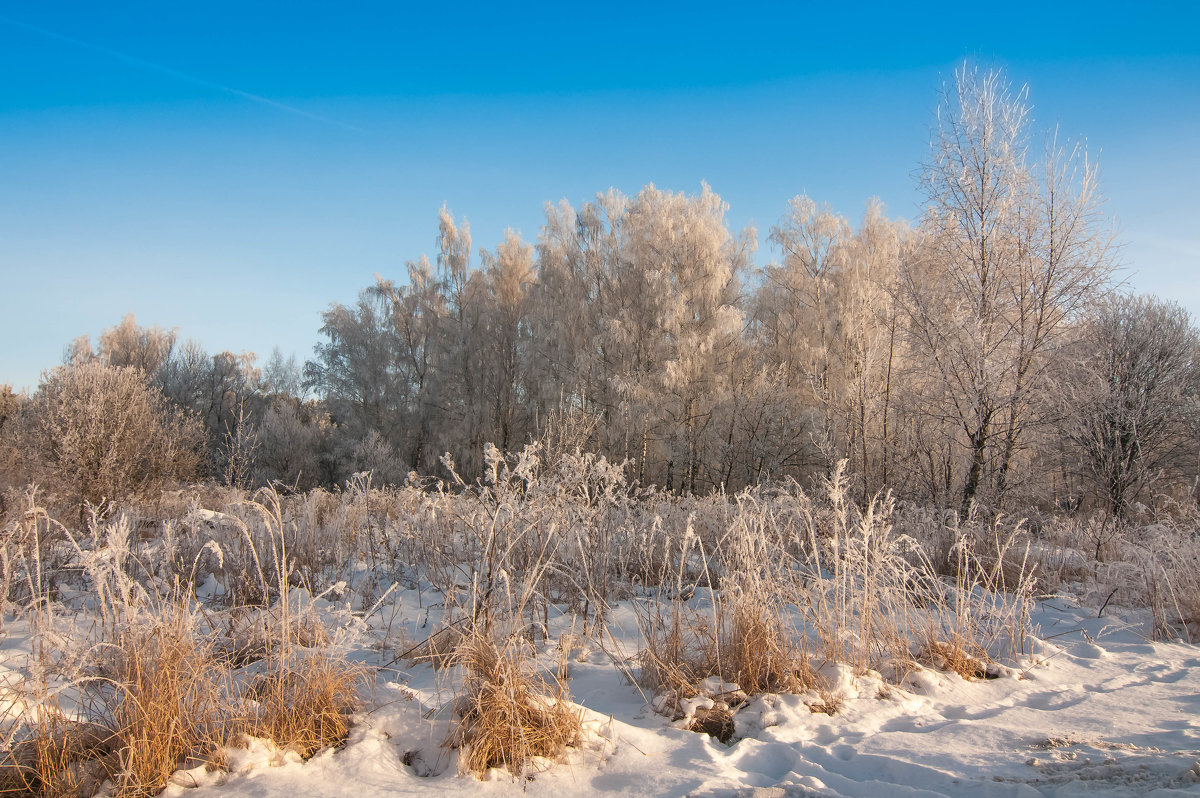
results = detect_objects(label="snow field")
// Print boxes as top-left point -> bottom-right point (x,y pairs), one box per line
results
0,450 -> 1198,796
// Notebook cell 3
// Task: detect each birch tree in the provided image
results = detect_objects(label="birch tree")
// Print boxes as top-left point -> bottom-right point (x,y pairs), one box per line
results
762,196 -> 850,426
903,64 -> 1114,511
480,231 -> 536,452
830,200 -> 909,499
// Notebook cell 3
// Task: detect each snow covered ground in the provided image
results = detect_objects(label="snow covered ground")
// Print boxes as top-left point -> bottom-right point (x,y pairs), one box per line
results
5,478 -> 1198,798
115,591 -> 1200,798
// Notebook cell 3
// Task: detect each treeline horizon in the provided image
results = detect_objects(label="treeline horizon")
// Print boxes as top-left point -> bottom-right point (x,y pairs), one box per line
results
2,65 -> 1198,520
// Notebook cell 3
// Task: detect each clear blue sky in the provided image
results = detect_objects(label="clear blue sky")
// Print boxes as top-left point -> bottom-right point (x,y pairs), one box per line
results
2,2 -> 1198,391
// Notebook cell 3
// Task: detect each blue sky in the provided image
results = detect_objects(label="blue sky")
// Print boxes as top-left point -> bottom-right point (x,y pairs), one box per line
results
2,2 -> 1198,390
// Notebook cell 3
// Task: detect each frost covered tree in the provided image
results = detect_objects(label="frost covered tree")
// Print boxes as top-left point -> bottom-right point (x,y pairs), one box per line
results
62,314 -> 178,383
1060,295 -> 1200,517
203,352 -> 260,438
901,65 -> 1114,511
56,317 -> 268,484
531,191 -> 629,465
763,195 -> 850,414
0,385 -> 19,436
262,347 -> 305,398
159,339 -> 211,408
0,385 -> 24,506
531,185 -> 750,491
427,208 -> 491,478
310,208 -> 529,483
98,313 -> 177,375
306,290 -> 403,444
253,400 -> 324,491
479,231 -> 537,452
369,257 -> 445,470
753,197 -> 911,496
622,184 -> 750,492
828,201 -> 910,499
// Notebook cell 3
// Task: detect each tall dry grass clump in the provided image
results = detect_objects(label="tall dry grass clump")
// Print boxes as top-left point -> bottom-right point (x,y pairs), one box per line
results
205,488 -> 367,759
638,595 -> 813,701
715,491 -> 815,695
0,711 -> 119,798
636,461 -> 1040,714
636,601 -> 712,699
800,466 -> 921,672
914,512 -> 1036,676
64,512 -> 228,797
430,447 -> 587,776
104,613 -> 227,798
446,631 -> 581,778
722,594 -> 814,695
245,652 -> 362,759
637,503 -> 814,728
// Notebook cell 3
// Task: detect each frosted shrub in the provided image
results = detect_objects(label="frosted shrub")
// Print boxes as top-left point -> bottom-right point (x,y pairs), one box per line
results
16,362 -> 204,520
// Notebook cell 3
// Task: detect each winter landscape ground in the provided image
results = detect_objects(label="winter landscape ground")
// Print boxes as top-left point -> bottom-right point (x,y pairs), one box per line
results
1,446 -> 1198,798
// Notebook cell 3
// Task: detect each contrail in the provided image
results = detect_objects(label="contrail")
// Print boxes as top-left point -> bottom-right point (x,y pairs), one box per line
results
0,15 -> 364,133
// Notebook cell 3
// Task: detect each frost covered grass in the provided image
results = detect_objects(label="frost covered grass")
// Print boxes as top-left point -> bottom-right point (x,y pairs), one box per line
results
0,445 -> 1197,794
0,491 -> 365,796
244,651 -> 362,760
104,610 -> 227,797
445,630 -> 581,778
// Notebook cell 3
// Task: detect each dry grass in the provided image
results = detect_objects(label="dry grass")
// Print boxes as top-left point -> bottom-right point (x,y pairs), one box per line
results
637,603 -> 711,699
639,601 -> 812,697
638,589 -> 814,742
446,632 -> 581,778
244,652 -> 363,759
918,639 -> 990,681
0,607 -> 223,798
103,611 -> 362,793
215,605 -> 332,669
721,597 -> 814,695
0,448 -> 1066,792
104,615 -> 227,798
2,616 -> 363,798
0,714 -> 119,798
806,689 -> 844,716
0,494 -> 370,798
403,624 -> 465,670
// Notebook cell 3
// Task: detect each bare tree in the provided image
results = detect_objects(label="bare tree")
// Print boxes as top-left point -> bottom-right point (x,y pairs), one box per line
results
902,64 -> 1114,511
1061,294 -> 1200,517
98,313 -> 178,375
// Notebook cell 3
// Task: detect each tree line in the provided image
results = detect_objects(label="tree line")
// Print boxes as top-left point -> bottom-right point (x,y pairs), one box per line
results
2,66 -> 1197,520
